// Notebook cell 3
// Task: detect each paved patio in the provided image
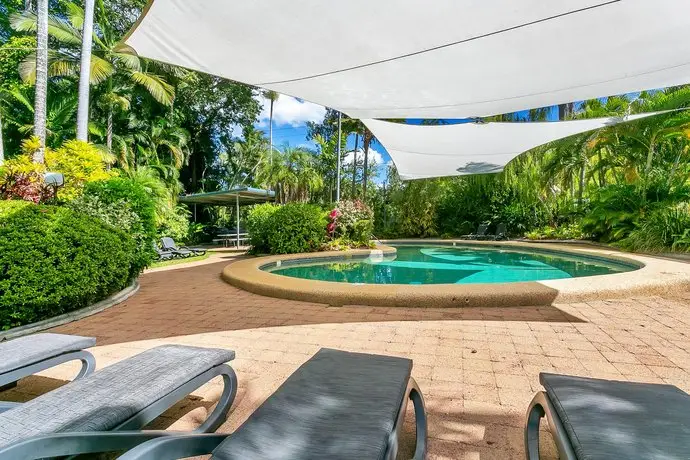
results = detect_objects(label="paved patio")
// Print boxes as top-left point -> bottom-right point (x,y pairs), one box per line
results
5,255 -> 690,459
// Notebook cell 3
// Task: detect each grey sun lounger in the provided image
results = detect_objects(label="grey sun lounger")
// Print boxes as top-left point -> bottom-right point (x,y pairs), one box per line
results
0,344 -> 237,458
525,372 -> 690,460
0,333 -> 96,398
160,237 -> 206,257
89,348 -> 427,460
461,223 -> 488,240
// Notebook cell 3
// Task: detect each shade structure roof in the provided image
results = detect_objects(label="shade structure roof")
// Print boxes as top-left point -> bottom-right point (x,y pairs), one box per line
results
363,112 -> 664,180
178,187 -> 275,206
125,0 -> 690,119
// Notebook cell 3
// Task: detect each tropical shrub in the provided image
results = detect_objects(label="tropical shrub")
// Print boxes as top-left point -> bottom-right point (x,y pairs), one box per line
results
246,203 -> 280,254
80,178 -> 157,277
45,140 -> 116,200
620,202 -> 690,253
0,200 -> 135,330
265,203 -> 326,254
0,154 -> 53,203
157,205 -> 191,242
327,199 -> 374,246
525,223 -> 587,241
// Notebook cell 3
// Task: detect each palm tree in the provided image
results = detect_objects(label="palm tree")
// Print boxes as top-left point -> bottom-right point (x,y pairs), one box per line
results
75,0 -> 95,141
11,0 -> 175,150
362,128 -> 374,201
32,0 -> 47,163
262,90 -> 279,155
0,113 -> 4,165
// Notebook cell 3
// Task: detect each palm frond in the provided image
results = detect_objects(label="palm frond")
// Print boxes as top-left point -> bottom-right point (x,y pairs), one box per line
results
129,71 -> 175,106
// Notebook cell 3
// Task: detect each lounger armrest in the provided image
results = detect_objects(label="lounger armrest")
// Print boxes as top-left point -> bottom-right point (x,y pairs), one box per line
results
0,430 -> 174,459
118,433 -> 229,460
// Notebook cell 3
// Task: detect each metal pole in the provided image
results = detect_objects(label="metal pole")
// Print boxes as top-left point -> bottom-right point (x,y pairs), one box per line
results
236,194 -> 240,248
336,111 -> 342,202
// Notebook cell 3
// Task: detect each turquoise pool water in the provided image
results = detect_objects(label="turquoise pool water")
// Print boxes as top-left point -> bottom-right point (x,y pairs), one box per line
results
267,245 -> 637,285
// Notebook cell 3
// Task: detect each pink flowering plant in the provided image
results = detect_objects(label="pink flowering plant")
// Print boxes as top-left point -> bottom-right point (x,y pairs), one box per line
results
326,199 -> 374,247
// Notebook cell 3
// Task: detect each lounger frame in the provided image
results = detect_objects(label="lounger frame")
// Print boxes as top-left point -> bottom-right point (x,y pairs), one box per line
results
524,391 -> 577,460
0,363 -> 237,459
116,376 -> 428,460
0,349 -> 96,414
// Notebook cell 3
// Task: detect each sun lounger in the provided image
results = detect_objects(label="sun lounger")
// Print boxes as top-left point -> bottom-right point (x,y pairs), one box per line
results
486,223 -> 507,241
0,333 -> 96,400
160,237 -> 206,257
0,344 -> 237,458
56,348 -> 427,460
153,242 -> 175,261
461,223 -> 488,240
525,372 -> 690,460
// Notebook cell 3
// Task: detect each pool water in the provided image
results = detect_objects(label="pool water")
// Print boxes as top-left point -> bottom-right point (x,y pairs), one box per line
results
267,245 -> 636,285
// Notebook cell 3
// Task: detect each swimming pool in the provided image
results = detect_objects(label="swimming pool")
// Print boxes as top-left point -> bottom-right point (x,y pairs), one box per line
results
266,245 -> 638,285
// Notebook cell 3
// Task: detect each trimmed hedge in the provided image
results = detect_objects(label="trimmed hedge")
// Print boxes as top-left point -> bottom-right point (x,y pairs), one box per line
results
80,178 -> 157,278
0,200 -> 135,330
246,203 -> 279,254
265,203 -> 326,254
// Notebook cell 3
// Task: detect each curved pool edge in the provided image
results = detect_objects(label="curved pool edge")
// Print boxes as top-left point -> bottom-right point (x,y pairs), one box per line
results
221,240 -> 690,308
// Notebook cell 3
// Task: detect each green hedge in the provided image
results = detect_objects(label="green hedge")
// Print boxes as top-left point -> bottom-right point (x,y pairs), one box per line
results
246,203 -> 279,254
0,200 -> 135,330
265,203 -> 326,254
79,178 -> 157,277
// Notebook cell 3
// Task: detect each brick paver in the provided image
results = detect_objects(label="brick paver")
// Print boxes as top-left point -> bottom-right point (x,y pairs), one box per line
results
4,257 -> 690,459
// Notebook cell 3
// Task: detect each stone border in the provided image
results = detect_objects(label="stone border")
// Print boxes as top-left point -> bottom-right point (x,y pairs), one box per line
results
0,281 -> 140,341
222,240 -> 690,308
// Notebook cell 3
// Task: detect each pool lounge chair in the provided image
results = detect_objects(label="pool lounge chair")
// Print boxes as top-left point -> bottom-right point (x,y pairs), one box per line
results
0,344 -> 237,458
525,372 -> 690,460
462,223 -> 488,240
36,348 -> 428,460
153,242 -> 175,261
0,333 -> 95,403
160,237 -> 206,257
486,223 -> 507,241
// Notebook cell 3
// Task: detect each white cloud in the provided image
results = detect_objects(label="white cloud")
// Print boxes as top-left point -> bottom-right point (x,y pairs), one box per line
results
257,95 -> 326,128
343,146 -> 386,167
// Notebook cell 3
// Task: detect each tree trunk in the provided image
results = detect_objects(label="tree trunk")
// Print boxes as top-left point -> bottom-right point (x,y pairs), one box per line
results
362,130 -> 372,202
558,103 -> 573,120
598,151 -> 606,187
0,113 -> 4,165
578,163 -> 586,207
351,133 -> 359,197
106,107 -> 113,152
24,0 -> 32,10
76,0 -> 95,141
32,0 -> 49,163
644,142 -> 655,176
268,99 -> 274,157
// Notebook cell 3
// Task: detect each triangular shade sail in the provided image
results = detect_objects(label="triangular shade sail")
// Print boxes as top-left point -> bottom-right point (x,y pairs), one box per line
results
363,113 -> 663,180
124,0 -> 690,118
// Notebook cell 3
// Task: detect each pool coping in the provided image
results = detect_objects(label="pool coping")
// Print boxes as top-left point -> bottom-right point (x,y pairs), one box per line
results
221,240 -> 690,308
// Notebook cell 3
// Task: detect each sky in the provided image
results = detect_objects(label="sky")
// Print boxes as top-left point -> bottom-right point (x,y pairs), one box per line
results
253,96 -> 392,185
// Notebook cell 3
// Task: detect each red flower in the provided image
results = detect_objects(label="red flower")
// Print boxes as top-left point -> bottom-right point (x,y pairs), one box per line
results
329,209 -> 340,219
327,222 -> 336,233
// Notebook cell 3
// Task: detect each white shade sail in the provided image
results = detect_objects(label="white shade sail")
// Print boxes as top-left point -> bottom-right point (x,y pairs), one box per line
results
124,0 -> 690,118
363,113 -> 664,180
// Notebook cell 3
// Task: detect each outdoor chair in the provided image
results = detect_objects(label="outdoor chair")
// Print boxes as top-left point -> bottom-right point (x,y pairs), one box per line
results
461,223 -> 488,240
153,242 -> 175,261
0,344 -> 237,458
525,372 -> 690,460
0,333 -> 96,404
486,223 -> 508,241
160,237 -> 206,257
29,348 -> 428,460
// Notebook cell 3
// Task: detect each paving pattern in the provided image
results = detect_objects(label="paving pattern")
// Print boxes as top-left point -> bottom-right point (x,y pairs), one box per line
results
4,256 -> 690,459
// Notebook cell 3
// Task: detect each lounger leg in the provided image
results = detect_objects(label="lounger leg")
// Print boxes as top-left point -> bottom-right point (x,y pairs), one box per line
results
0,350 -> 96,388
409,377 -> 428,460
386,377 -> 428,460
114,363 -> 237,433
524,391 -> 577,460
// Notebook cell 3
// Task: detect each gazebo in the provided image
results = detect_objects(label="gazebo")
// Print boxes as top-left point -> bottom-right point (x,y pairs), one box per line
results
178,187 -> 275,247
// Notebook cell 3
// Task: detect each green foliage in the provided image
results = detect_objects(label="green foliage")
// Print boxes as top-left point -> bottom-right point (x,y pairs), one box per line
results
246,203 -> 279,254
0,152 -> 53,202
80,177 -> 156,276
157,204 -> 191,242
620,202 -> 690,253
352,219 -> 374,245
0,200 -> 135,330
328,199 -> 374,246
45,140 -> 116,200
525,223 -> 587,241
265,203 -> 326,254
